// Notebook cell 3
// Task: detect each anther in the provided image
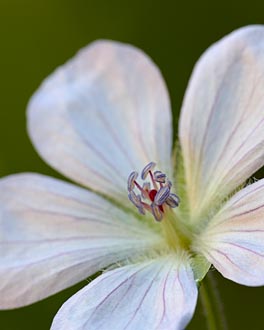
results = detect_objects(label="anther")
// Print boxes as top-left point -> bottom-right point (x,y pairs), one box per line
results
166,193 -> 180,208
128,190 -> 142,208
154,186 -> 170,206
141,162 -> 156,180
165,180 -> 172,188
153,170 -> 166,183
128,191 -> 146,215
151,203 -> 163,222
137,204 -> 146,215
127,171 -> 138,191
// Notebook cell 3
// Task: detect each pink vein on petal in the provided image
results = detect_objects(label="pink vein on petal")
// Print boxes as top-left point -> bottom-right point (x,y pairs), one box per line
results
220,241 -> 264,257
83,264 -> 150,328
123,263 -> 164,329
204,72 -> 262,182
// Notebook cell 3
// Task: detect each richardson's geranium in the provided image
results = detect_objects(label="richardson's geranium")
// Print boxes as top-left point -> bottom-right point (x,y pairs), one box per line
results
1,25 -> 264,330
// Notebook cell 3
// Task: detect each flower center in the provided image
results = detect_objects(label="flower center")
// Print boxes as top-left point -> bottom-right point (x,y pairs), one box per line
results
127,162 -> 180,221
127,162 -> 192,250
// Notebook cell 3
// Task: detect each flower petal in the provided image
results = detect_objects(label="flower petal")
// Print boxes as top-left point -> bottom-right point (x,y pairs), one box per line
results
27,40 -> 172,205
0,174 -> 161,309
179,26 -> 264,219
194,179 -> 264,286
51,255 -> 197,330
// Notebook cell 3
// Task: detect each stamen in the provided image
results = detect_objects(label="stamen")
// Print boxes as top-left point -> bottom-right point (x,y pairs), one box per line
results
141,162 -> 156,180
128,191 -> 146,215
127,171 -> 138,191
154,186 -> 170,206
141,182 -> 151,199
128,190 -> 142,208
166,193 -> 180,208
137,204 -> 146,215
153,170 -> 166,183
165,180 -> 172,188
151,203 -> 163,222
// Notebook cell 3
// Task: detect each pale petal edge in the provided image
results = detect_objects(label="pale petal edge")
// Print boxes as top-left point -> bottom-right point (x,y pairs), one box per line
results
194,178 -> 264,286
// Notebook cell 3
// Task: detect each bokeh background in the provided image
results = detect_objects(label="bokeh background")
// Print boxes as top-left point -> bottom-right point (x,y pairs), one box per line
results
1,0 -> 264,329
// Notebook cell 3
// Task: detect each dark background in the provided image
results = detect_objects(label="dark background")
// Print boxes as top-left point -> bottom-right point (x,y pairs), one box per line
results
1,1 -> 264,329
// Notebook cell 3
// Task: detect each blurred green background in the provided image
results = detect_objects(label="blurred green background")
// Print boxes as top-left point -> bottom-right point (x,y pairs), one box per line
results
1,0 -> 264,329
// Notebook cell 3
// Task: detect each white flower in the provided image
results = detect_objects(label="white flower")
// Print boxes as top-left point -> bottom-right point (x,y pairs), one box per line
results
1,25 -> 264,330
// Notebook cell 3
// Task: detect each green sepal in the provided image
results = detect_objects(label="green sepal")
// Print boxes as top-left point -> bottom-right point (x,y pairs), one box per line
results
191,254 -> 211,286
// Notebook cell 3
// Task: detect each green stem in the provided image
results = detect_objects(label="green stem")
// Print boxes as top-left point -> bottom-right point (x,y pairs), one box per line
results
199,272 -> 228,330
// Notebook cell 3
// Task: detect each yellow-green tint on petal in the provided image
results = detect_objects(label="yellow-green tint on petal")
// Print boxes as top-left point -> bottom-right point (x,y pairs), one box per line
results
160,207 -> 192,250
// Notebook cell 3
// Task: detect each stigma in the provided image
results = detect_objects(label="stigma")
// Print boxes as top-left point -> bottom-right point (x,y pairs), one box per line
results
127,162 -> 180,221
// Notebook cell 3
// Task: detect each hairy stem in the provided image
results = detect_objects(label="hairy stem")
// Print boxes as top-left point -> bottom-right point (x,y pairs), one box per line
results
199,271 -> 228,330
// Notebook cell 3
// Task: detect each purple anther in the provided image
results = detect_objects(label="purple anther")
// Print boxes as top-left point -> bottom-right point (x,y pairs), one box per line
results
141,162 -> 156,180
151,203 -> 163,222
153,170 -> 166,183
128,190 -> 142,208
154,186 -> 170,206
127,171 -> 138,191
166,193 -> 180,208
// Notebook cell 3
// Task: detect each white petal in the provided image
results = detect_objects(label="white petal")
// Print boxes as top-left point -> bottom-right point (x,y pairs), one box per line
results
179,26 -> 264,218
195,179 -> 264,286
27,40 -> 172,205
0,174 -> 161,309
51,255 -> 197,330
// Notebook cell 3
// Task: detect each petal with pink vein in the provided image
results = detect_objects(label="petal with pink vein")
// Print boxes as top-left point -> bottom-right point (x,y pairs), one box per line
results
0,173 -> 161,309
195,178 -> 264,286
27,40 -> 172,206
179,26 -> 264,219
51,255 -> 197,330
